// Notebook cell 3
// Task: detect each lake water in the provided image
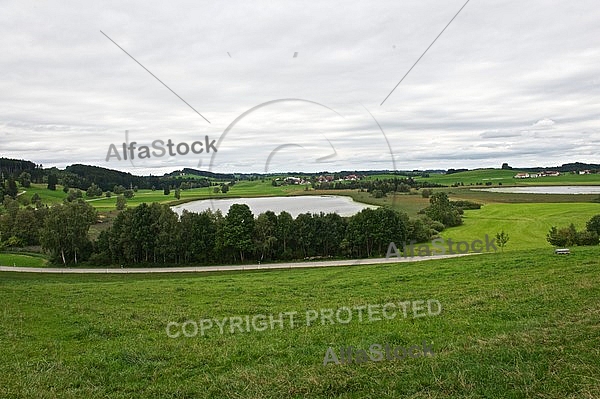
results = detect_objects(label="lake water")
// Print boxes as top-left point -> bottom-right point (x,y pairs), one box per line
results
472,186 -> 600,194
172,195 -> 378,218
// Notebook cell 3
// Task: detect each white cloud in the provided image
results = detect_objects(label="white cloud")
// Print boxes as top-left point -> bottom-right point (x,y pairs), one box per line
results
532,119 -> 556,129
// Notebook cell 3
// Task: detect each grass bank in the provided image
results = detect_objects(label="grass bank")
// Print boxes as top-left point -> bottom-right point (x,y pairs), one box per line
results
1,247 -> 598,398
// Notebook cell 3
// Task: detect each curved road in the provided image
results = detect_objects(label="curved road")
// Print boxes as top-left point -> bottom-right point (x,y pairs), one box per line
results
0,253 -> 478,274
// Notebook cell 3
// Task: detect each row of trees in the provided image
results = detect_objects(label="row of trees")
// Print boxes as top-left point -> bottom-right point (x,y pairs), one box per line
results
313,177 -> 443,195
90,204 -> 435,266
86,193 -> 466,266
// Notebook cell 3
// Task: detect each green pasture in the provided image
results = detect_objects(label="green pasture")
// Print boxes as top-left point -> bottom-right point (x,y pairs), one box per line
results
1,247 -> 598,398
0,252 -> 47,267
19,184 -> 67,205
415,169 -> 600,186
439,202 -> 600,251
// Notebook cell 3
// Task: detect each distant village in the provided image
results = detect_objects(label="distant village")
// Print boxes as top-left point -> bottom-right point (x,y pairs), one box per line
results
513,170 -> 592,179
276,174 -> 361,185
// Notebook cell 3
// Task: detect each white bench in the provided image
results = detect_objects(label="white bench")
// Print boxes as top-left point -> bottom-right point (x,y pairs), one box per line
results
554,248 -> 570,255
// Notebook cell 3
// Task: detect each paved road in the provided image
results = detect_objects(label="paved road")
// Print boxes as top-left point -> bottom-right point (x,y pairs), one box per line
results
0,253 -> 478,274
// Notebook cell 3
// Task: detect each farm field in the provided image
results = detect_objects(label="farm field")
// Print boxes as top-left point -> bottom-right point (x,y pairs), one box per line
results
1,247 -> 598,398
443,187 -> 600,204
414,169 -> 600,187
439,202 -> 600,251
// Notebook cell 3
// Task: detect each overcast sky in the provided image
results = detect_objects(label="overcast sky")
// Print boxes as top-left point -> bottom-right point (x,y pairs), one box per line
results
1,0 -> 598,175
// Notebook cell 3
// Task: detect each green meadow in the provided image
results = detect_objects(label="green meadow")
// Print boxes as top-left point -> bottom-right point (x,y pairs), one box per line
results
1,247 -> 599,398
440,202 -> 600,251
20,184 -> 70,205
0,252 -> 47,267
414,169 -> 600,187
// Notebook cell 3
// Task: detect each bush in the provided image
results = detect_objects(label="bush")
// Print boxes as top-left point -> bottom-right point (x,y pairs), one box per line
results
66,189 -> 83,202
116,196 -> 127,211
407,218 -> 432,243
86,183 -> 102,197
451,200 -> 482,210
547,225 -> 577,247
7,236 -> 24,247
576,230 -> 599,246
547,222 -> 600,247
586,215 -> 600,235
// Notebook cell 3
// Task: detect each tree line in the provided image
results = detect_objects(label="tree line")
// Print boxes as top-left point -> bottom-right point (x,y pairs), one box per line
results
90,203 -> 434,266
311,177 -> 444,195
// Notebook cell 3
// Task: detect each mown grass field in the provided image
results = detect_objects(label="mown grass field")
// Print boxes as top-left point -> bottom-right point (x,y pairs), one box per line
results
0,252 -> 47,267
439,202 -> 600,251
1,247 -> 599,398
19,184 -> 69,205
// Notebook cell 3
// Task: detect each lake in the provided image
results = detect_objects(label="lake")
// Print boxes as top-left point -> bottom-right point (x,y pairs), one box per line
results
472,186 -> 600,194
171,195 -> 378,218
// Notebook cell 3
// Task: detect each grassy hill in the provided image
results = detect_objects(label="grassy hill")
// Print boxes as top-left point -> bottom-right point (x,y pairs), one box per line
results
416,169 -> 600,186
1,247 -> 598,398
439,202 -> 600,251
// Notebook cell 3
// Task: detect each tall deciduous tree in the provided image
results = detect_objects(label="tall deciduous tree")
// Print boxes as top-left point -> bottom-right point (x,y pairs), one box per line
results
116,195 -> 126,210
254,211 -> 278,261
18,172 -> 31,188
294,213 -> 316,258
6,177 -> 18,198
40,200 -> 97,265
276,211 -> 294,259
222,204 -> 254,262
47,174 -> 58,191
179,209 -> 218,264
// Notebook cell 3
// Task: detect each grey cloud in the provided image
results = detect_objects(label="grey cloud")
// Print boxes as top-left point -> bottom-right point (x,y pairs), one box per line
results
1,0 -> 599,171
